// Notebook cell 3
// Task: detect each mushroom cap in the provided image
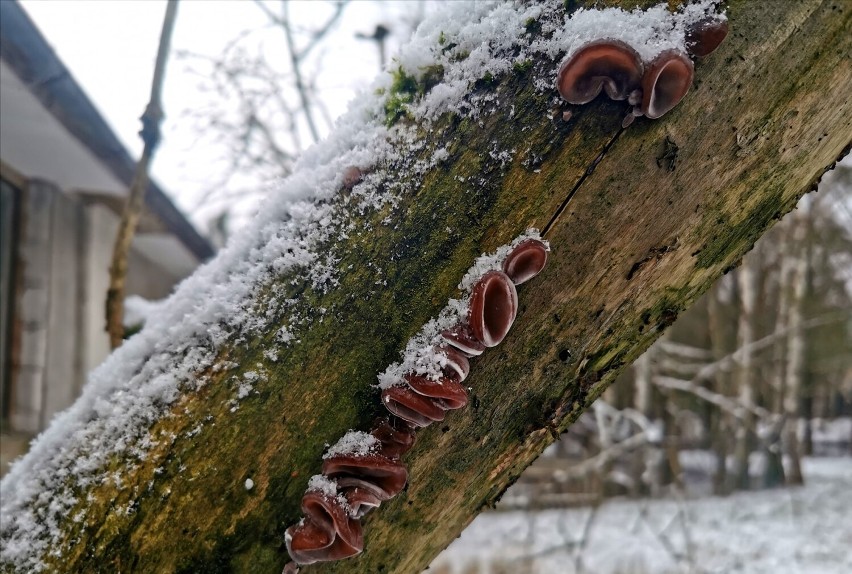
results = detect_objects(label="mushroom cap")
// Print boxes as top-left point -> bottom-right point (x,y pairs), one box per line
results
370,417 -> 416,459
640,50 -> 694,120
287,490 -> 364,564
286,517 -> 333,565
322,453 -> 408,501
439,345 -> 471,381
405,373 -> 468,411
557,39 -> 644,104
382,385 -> 446,427
343,487 -> 382,518
502,238 -> 549,285
442,323 -> 486,357
685,16 -> 729,58
469,270 -> 518,347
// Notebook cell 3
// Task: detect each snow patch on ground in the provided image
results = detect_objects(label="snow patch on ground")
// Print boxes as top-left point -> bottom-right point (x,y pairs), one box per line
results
430,457 -> 852,574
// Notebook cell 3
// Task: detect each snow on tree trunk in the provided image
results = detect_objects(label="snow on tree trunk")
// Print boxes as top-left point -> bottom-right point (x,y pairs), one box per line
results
1,1 -> 850,573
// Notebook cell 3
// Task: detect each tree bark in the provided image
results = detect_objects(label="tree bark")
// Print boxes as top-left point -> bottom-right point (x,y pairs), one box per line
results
3,1 -> 850,573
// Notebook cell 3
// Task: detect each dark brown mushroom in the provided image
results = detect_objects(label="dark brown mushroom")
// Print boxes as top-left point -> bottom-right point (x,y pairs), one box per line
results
405,373 -> 468,411
322,453 -> 408,501
502,238 -> 549,285
440,344 -> 471,382
685,16 -> 729,58
286,489 -> 364,564
370,417 -> 416,459
640,49 -> 694,119
469,270 -> 518,347
381,385 -> 447,427
343,487 -> 382,518
442,323 -> 486,357
557,39 -> 644,104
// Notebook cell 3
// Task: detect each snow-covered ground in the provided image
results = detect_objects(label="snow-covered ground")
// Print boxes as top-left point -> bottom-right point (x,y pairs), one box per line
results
429,457 -> 852,574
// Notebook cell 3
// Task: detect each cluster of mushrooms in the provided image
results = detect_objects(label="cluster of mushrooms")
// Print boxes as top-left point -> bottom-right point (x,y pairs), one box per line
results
557,16 -> 728,127
284,239 -> 549,569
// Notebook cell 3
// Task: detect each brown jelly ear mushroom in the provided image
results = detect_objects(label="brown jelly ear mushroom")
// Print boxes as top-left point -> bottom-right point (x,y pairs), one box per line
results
502,239 -> 549,285
557,39 -> 644,104
286,489 -> 364,564
343,487 -> 382,518
469,270 -> 518,348
441,323 -> 486,357
685,16 -> 729,58
370,417 -> 416,458
322,453 -> 408,501
640,49 -> 694,120
381,385 -> 446,427
405,373 -> 468,411
439,345 -> 471,381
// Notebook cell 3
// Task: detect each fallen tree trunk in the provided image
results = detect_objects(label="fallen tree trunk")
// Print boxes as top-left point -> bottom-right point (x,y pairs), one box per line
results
1,0 -> 849,572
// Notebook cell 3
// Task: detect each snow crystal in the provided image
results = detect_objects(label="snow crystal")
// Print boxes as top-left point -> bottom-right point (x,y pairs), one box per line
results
306,474 -> 339,498
323,431 -> 379,459
276,326 -> 295,344
244,478 -> 254,491
122,295 -> 162,328
262,348 -> 279,362
0,2 -> 724,571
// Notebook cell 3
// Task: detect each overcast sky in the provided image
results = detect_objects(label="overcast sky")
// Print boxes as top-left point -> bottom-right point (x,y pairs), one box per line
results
20,0 -> 434,232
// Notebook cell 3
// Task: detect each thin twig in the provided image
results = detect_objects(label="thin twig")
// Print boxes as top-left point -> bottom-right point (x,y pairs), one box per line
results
253,0 -> 321,143
106,0 -> 179,349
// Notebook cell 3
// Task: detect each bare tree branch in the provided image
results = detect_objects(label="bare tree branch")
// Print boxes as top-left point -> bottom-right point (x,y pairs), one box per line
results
105,0 -> 179,349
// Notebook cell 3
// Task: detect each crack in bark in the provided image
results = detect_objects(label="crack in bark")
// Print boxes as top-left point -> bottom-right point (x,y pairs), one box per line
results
626,237 -> 681,280
541,124 -> 625,237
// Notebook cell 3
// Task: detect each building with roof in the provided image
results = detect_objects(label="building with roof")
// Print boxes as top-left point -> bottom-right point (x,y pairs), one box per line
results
0,0 -> 214,473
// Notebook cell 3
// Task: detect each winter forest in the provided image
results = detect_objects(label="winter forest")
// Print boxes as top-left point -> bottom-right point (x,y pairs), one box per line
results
1,1 -> 850,573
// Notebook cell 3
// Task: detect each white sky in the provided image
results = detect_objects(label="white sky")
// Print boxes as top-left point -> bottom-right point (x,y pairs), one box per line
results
20,0 -> 434,233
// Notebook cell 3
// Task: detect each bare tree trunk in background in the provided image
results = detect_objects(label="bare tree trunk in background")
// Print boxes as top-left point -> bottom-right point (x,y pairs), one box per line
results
659,342 -> 684,492
783,199 -> 812,486
732,258 -> 759,491
593,402 -> 615,496
762,239 -> 788,488
634,351 -> 654,419
707,280 -> 732,494
630,351 -> 654,494
639,334 -> 682,493
772,231 -> 793,413
105,1 -> 179,349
